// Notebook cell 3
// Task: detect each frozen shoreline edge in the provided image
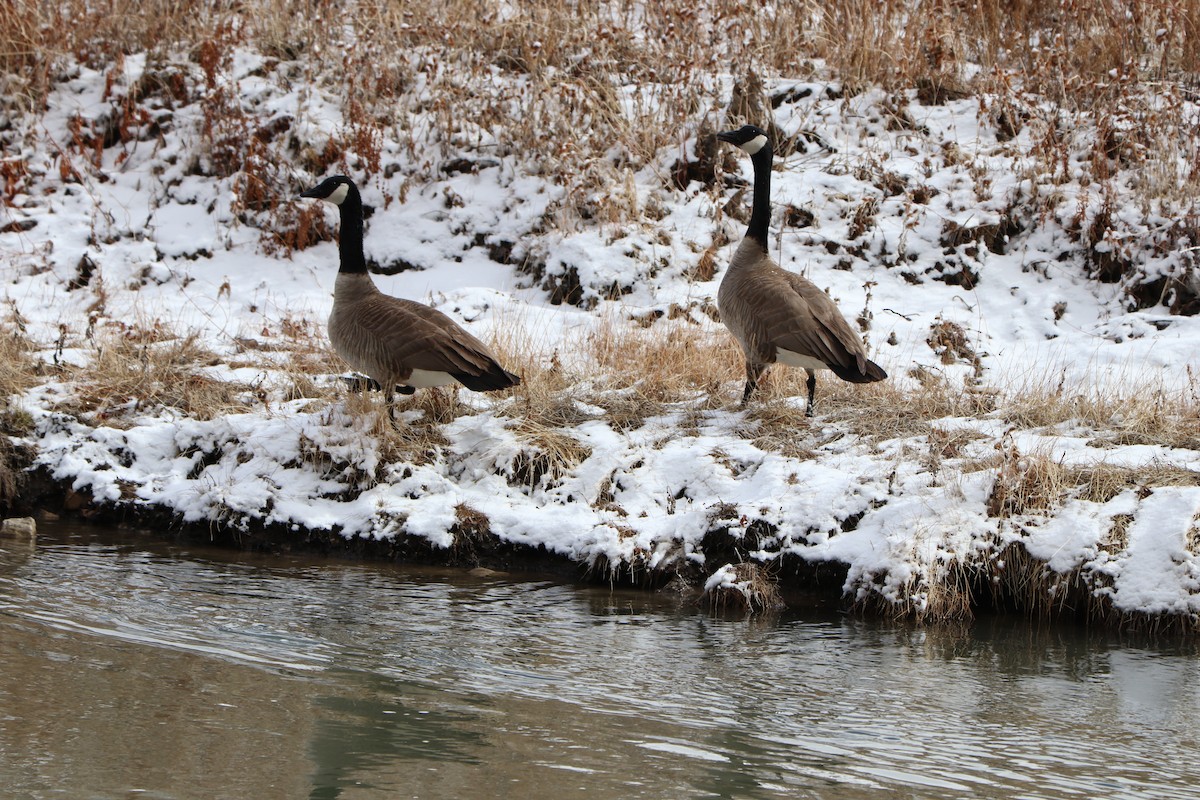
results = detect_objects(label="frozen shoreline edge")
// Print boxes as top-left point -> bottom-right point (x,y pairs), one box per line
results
14,460 -> 1198,635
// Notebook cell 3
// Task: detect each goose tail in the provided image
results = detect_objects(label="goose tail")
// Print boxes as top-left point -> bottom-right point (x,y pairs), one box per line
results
453,364 -> 521,392
829,358 -> 887,384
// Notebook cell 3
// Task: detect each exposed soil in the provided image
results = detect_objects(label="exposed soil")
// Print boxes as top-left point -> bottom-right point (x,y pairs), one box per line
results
9,465 -> 1163,630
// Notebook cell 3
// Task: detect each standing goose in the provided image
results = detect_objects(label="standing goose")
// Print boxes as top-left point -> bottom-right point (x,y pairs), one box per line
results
299,176 -> 520,410
715,125 -> 885,415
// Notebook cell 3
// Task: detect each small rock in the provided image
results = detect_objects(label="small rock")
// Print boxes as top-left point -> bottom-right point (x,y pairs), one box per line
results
0,517 -> 36,539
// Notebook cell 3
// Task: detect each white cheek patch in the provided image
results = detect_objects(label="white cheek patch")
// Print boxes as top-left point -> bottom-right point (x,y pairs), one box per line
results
741,134 -> 769,155
327,183 -> 350,205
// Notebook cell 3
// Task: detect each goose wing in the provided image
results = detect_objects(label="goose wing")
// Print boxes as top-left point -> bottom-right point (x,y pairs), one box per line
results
359,295 -> 517,386
757,270 -> 874,376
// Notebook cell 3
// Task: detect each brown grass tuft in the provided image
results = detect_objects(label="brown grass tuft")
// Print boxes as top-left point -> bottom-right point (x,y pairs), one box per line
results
61,324 -> 248,422
0,323 -> 39,404
987,542 -> 1096,620
985,442 -> 1066,518
334,391 -> 451,469
997,368 -> 1200,451
703,562 -> 784,615
0,322 -> 41,511
590,316 -> 741,403
506,418 -> 591,490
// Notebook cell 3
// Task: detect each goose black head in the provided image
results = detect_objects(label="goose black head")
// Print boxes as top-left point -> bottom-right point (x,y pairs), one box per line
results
716,124 -> 771,156
299,175 -> 357,206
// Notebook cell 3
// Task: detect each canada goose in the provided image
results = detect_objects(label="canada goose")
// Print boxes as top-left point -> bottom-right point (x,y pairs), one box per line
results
299,176 -> 520,410
715,124 -> 885,415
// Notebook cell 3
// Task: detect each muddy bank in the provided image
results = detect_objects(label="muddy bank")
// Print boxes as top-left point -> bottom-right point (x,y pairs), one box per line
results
14,464 -> 851,606
10,464 -> 1167,630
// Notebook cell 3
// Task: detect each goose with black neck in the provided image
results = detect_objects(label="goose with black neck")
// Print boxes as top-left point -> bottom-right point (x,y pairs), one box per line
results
299,175 -> 520,415
715,125 -> 886,415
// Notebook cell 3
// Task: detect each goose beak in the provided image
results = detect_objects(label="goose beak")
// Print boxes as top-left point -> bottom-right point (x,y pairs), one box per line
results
716,130 -> 738,144
299,186 -> 322,199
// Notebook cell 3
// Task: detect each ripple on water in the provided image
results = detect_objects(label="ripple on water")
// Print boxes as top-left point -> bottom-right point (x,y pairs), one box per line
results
2,527 -> 1200,800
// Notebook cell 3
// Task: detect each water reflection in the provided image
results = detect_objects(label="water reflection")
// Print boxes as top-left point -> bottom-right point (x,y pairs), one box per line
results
307,679 -> 488,800
1,523 -> 1199,799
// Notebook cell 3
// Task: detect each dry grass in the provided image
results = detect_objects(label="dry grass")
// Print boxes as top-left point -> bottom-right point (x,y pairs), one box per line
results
488,306 -> 1200,462
589,314 -> 740,406
58,324 -> 250,422
8,0 -> 1198,239
341,391 -> 452,468
68,0 -> 1187,110
985,542 -> 1097,621
995,365 -> 1200,451
0,322 -> 39,511
703,562 -> 785,615
984,444 -> 1072,518
7,2 -> 1196,317
979,441 -> 1200,521
0,323 -> 39,407
26,302 -> 1200,481
506,418 -> 592,490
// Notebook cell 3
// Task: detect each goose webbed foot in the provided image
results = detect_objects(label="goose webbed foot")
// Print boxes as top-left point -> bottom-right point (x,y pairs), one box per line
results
340,374 -> 415,397
340,374 -> 374,393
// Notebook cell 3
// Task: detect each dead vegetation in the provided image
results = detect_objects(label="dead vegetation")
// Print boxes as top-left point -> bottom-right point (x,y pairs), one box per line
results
702,562 -> 785,615
41,303 -> 1200,469
0,321 -> 39,405
2,0 -> 1195,318
56,324 -> 250,423
984,445 -> 1200,521
7,0 -> 1199,275
0,323 -> 39,511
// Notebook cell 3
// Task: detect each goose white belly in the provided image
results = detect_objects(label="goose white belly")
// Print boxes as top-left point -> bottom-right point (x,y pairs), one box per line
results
406,369 -> 457,388
776,347 -> 830,371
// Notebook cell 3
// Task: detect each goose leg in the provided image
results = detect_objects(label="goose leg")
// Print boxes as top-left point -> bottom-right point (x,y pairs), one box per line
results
386,384 -> 398,423
805,369 -> 817,417
740,362 -> 767,406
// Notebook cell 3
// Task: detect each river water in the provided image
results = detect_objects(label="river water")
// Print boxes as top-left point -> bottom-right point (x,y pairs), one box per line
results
1,521 -> 1198,799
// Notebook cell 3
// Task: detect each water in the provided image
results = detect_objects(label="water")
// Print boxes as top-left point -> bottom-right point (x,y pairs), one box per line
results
2,522 -> 1198,799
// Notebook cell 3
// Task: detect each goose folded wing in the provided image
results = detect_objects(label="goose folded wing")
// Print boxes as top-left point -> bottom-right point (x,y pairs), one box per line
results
387,304 -> 503,377
760,274 -> 869,374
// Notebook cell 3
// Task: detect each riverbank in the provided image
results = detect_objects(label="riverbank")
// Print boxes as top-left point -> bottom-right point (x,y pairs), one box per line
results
3,1 -> 1200,629
7,361 -> 1200,631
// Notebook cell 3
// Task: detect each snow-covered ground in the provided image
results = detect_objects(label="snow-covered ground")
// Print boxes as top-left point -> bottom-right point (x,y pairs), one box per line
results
4,49 -> 1200,623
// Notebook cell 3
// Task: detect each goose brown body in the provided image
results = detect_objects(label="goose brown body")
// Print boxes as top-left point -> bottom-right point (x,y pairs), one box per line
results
301,176 -> 519,402
716,125 -> 885,413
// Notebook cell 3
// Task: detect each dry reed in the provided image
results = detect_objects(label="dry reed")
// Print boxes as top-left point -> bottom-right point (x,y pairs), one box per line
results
7,0 -> 1198,235
57,324 -> 249,422
703,562 -> 785,615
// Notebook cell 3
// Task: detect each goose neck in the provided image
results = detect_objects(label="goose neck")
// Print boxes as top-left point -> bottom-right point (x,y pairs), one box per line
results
727,234 -> 771,272
336,198 -> 369,275
334,270 -> 378,299
745,146 -> 773,248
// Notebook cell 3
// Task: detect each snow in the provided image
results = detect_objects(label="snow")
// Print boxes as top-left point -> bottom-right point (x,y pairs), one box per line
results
4,45 -> 1200,622
1092,489 -> 1200,615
